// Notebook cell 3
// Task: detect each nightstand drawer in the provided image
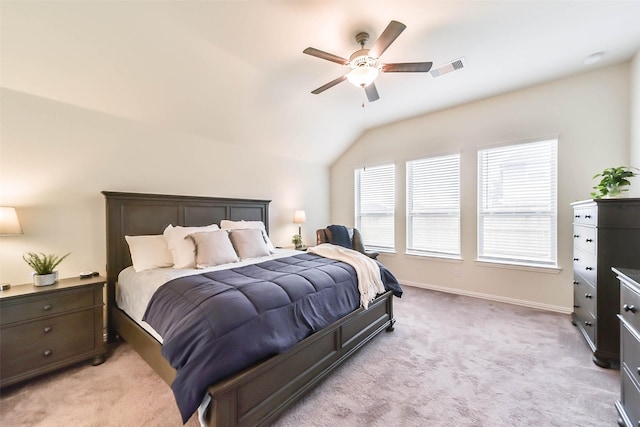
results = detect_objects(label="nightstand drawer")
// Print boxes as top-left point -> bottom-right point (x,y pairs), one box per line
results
0,290 -> 94,325
0,309 -> 96,379
574,305 -> 596,345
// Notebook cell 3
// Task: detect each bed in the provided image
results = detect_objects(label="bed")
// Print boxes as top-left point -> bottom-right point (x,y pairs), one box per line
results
103,191 -> 399,426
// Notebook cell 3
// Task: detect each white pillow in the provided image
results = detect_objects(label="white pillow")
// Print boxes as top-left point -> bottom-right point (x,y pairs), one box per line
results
163,223 -> 220,269
125,235 -> 174,272
220,220 -> 275,253
228,228 -> 271,260
188,230 -> 239,268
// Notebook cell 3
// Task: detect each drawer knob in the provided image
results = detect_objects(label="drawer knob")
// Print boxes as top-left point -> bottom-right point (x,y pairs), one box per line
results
573,281 -> 580,285
585,238 -> 593,243
43,326 -> 52,333
585,293 -> 593,299
573,258 -> 579,262
623,304 -> 637,313
43,304 -> 52,311
585,267 -> 593,271
585,215 -> 591,219
43,349 -> 52,357
573,235 -> 579,238
575,214 -> 581,218
573,304 -> 580,308
584,321 -> 593,326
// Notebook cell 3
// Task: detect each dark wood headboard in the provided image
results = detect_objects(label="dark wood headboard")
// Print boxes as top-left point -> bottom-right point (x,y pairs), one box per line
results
102,191 -> 270,324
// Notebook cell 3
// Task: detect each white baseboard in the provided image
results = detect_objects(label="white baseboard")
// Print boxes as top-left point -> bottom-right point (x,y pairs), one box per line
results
399,279 -> 572,314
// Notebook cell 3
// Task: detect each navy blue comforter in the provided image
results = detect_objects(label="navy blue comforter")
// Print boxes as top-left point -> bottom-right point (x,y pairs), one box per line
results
143,253 -> 401,423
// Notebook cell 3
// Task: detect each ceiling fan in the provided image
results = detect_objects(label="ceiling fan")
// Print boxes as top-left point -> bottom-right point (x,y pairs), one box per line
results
303,20 -> 432,102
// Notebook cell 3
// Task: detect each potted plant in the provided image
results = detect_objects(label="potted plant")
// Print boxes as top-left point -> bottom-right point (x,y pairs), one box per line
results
291,234 -> 303,250
591,166 -> 638,199
23,252 -> 70,286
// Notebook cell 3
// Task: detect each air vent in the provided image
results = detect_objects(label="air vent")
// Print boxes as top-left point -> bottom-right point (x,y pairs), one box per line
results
430,58 -> 465,78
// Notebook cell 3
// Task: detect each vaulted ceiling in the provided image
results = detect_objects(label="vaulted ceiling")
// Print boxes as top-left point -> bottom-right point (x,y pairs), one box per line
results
2,1 -> 640,165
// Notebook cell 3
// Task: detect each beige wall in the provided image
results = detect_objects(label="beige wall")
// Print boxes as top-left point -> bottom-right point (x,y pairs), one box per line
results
0,89 -> 329,285
631,51 -> 640,197
330,63 -> 631,312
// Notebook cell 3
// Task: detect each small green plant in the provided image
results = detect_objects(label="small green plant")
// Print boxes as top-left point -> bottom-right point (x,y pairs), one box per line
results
591,166 -> 637,199
23,252 -> 70,275
291,234 -> 303,248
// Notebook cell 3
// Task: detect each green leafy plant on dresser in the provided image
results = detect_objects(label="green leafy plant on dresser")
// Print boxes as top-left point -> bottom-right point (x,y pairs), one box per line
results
23,252 -> 70,286
590,166 -> 638,199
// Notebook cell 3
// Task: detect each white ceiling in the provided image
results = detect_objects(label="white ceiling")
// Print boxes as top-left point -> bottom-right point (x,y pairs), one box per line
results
2,1 -> 640,165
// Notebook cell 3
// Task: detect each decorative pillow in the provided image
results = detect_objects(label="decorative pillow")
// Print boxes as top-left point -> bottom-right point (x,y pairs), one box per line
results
188,230 -> 239,268
220,220 -> 275,253
228,228 -> 271,260
163,223 -> 220,269
125,235 -> 173,272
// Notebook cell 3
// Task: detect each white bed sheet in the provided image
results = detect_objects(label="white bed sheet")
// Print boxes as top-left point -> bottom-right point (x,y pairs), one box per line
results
116,248 -> 301,342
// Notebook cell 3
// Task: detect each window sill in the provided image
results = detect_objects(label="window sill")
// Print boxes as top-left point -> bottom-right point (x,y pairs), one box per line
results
405,251 -> 462,262
474,259 -> 562,274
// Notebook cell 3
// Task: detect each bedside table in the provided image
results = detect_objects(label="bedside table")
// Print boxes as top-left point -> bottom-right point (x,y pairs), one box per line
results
0,276 -> 106,388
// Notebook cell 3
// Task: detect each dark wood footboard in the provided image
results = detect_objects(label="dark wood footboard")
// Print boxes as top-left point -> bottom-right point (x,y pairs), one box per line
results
204,289 -> 395,426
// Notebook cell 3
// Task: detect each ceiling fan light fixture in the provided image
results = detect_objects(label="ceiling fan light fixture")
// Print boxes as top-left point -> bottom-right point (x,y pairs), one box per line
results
347,66 -> 379,88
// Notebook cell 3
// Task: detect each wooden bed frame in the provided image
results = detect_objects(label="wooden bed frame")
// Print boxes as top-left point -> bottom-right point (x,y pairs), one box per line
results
103,191 -> 396,426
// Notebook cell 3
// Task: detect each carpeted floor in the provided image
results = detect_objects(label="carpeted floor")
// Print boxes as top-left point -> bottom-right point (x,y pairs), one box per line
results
0,286 -> 620,426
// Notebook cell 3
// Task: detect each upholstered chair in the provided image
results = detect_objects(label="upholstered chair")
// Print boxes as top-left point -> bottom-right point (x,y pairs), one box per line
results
316,226 -> 379,260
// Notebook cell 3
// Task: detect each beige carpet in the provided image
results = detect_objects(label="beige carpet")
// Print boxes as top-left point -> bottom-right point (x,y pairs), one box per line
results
0,286 -> 619,426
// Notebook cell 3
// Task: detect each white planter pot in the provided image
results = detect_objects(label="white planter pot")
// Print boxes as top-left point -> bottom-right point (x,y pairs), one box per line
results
33,272 -> 57,287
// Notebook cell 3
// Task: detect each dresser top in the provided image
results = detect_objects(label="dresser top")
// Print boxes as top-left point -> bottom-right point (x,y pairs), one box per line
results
0,275 -> 106,301
571,198 -> 640,207
612,267 -> 640,287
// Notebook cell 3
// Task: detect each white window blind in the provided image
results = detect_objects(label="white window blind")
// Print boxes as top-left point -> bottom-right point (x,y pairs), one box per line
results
407,154 -> 460,257
477,139 -> 558,266
355,164 -> 395,251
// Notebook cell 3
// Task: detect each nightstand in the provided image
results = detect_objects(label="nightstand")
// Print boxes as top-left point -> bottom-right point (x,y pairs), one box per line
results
0,276 -> 106,388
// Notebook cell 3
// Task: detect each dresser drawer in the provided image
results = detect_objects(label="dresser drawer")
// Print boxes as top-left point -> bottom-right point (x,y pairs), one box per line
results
0,289 -> 94,325
573,225 -> 597,255
574,281 -> 596,317
573,249 -> 597,287
0,310 -> 96,379
574,305 -> 596,345
620,281 -> 640,334
621,366 -> 640,427
573,205 -> 597,226
621,322 -> 640,387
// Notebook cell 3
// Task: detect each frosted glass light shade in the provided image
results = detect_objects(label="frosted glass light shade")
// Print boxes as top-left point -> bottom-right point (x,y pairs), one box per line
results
347,66 -> 379,87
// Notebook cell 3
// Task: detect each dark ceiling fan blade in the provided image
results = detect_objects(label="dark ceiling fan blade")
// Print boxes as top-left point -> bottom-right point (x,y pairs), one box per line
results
303,47 -> 349,65
364,82 -> 380,102
368,20 -> 406,59
381,62 -> 433,73
311,75 -> 347,94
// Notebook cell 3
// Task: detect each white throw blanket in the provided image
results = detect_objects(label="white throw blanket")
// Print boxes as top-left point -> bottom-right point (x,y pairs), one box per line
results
308,243 -> 385,309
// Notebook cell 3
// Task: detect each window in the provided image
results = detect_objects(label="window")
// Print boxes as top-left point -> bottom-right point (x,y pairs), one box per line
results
477,139 -> 558,267
407,154 -> 461,257
355,164 -> 395,251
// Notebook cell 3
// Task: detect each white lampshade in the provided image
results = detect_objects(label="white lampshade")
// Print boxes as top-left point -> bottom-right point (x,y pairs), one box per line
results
0,206 -> 23,236
346,66 -> 379,88
293,210 -> 306,224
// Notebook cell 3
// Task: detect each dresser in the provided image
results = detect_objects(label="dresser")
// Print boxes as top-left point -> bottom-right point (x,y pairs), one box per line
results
571,198 -> 640,368
0,276 -> 106,388
614,268 -> 640,427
